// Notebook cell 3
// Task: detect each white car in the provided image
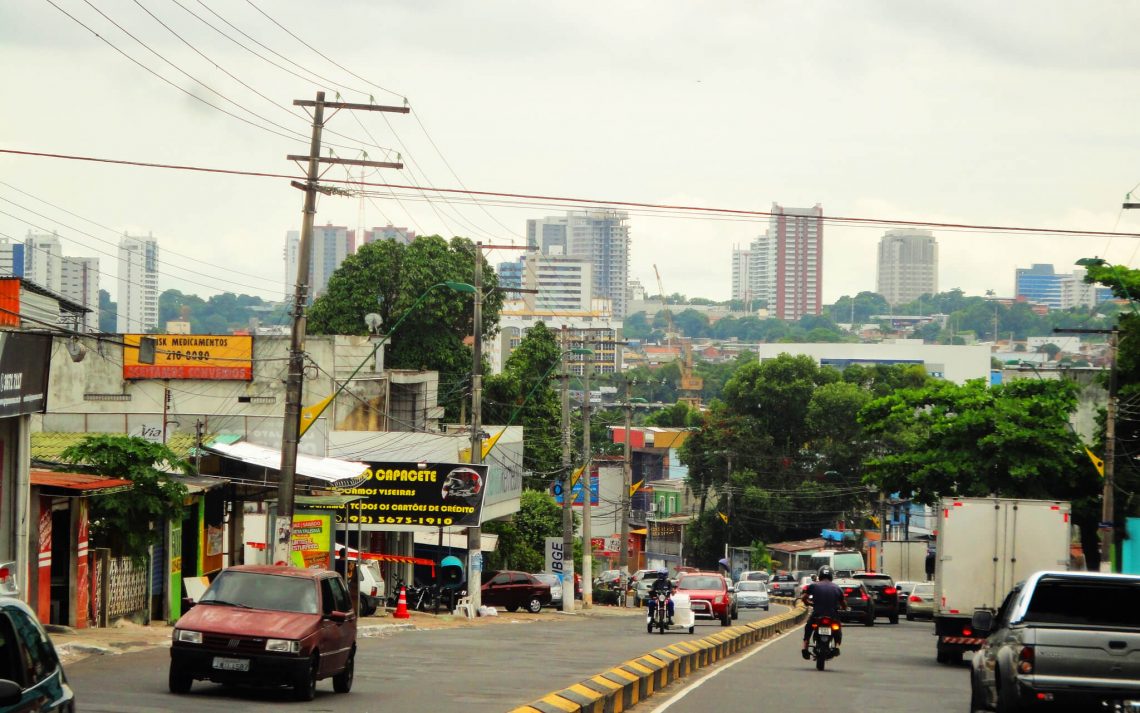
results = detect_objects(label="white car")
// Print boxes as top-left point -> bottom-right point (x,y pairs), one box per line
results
734,580 -> 770,610
533,573 -> 564,607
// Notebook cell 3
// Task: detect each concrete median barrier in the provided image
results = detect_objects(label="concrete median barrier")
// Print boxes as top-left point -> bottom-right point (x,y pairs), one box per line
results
508,600 -> 807,713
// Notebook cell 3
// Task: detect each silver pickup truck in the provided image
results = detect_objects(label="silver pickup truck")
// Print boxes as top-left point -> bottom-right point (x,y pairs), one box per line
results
968,570 -> 1140,712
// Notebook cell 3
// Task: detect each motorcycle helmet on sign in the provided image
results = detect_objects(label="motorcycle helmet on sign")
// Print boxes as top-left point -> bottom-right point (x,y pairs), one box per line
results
441,467 -> 482,499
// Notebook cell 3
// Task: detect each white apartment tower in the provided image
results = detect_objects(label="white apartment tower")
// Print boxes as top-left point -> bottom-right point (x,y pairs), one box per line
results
526,210 -> 631,318
284,224 -> 355,302
747,203 -> 823,320
116,233 -> 159,333
25,231 -> 101,331
876,229 -> 938,306
730,245 -> 753,305
521,251 -> 593,312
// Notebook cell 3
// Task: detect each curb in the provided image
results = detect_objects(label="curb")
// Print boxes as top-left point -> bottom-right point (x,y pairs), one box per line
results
508,598 -> 807,713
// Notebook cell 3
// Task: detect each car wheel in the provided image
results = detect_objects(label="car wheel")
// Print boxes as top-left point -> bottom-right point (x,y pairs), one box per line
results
889,613 -> 899,625
688,625 -> 695,634
333,649 -> 355,693
731,606 -> 739,620
293,654 -> 319,702
937,651 -> 949,664
720,611 -> 730,627
907,612 -> 914,621
505,604 -> 520,613
969,672 -> 987,713
526,597 -> 543,614
764,605 -> 769,611
168,667 -> 192,694
996,676 -> 1025,713
864,612 -> 875,626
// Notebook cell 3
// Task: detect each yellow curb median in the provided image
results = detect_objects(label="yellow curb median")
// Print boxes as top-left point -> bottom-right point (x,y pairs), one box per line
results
507,599 -> 808,713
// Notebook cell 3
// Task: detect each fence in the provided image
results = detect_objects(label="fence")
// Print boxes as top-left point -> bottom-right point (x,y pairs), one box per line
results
103,554 -> 149,623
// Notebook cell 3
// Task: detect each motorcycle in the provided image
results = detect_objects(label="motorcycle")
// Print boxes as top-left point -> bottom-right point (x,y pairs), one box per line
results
646,591 -> 695,635
809,616 -> 841,670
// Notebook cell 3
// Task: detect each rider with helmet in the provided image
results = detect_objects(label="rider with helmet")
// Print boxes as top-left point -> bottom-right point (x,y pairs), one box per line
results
801,565 -> 847,659
646,570 -> 675,624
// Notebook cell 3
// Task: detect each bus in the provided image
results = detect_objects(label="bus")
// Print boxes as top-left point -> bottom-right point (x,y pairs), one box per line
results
807,549 -> 865,577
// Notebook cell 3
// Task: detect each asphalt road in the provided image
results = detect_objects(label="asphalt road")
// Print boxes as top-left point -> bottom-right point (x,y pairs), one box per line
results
65,604 -> 785,712
645,615 -> 971,713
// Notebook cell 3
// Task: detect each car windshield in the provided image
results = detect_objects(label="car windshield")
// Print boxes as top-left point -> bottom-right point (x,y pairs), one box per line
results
772,574 -> 795,582
201,571 -> 319,614
737,582 -> 766,592
913,584 -> 933,595
678,576 -> 722,590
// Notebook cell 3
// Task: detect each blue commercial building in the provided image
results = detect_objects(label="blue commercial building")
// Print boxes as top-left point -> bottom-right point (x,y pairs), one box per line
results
496,257 -> 524,295
1015,264 -> 1064,309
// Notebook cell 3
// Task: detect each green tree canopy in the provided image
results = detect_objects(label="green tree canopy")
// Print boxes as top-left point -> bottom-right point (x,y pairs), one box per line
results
60,435 -> 191,562
306,236 -> 502,418
482,490 -> 565,572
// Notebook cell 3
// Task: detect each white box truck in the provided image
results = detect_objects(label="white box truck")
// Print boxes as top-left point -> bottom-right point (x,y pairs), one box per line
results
880,540 -> 928,582
933,497 -> 1071,664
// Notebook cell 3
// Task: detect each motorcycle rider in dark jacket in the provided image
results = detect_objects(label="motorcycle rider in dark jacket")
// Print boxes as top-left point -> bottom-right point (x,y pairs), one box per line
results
646,571 -> 675,624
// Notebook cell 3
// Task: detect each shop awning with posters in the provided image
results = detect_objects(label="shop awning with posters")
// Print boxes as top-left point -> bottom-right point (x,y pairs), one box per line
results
30,470 -> 133,497
204,439 -> 369,487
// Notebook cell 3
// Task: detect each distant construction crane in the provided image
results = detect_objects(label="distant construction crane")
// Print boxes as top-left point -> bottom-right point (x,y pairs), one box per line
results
653,264 -> 703,408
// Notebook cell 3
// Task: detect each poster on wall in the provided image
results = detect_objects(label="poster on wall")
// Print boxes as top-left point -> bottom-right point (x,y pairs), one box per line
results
290,512 -> 333,569
310,462 -> 489,528
0,332 -> 50,417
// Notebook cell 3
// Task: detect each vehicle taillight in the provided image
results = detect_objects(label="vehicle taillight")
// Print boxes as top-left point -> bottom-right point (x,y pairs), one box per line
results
884,587 -> 897,596
962,627 -> 973,637
830,622 -> 840,631
843,587 -> 853,595
1017,646 -> 1034,675
909,594 -> 921,603
370,587 -> 378,597
860,591 -> 869,601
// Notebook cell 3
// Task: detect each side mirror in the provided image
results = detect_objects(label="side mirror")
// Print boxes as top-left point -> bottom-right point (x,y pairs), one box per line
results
727,587 -> 736,593
0,680 -> 20,706
971,609 -> 994,634
327,610 -> 349,623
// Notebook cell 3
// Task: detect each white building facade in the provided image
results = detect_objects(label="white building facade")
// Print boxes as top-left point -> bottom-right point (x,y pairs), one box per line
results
493,309 -> 623,376
730,245 -> 752,305
521,252 -> 593,312
527,210 -> 631,318
876,229 -> 938,306
116,233 -> 159,334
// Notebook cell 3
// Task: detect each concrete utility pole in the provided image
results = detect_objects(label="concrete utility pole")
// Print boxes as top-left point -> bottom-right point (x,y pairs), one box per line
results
1102,328 -> 1118,571
467,242 -> 484,608
581,347 -> 593,607
619,379 -> 632,580
274,91 -> 407,568
560,326 -> 574,613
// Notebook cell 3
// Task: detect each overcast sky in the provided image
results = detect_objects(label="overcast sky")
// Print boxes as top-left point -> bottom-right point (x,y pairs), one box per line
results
3,1 -> 1139,311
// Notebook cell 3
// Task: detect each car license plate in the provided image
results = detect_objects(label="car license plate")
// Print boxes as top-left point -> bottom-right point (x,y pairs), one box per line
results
212,656 -> 249,672
818,629 -> 831,637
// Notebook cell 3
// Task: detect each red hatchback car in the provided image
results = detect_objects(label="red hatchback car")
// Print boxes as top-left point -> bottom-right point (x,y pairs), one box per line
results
169,565 -> 357,701
675,572 -> 734,626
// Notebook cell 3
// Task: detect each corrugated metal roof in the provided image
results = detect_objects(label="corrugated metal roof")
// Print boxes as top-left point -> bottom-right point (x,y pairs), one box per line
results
30,469 -> 132,491
32,432 -> 200,463
204,440 -> 368,485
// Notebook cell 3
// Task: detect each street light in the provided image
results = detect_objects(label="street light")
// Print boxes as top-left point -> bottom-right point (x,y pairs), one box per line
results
272,280 -> 475,568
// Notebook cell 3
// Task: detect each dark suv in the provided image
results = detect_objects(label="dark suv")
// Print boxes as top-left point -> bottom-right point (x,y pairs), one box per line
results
833,578 -> 876,626
852,572 -> 899,624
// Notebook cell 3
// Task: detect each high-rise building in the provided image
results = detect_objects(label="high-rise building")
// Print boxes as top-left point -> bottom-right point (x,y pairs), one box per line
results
0,239 -> 24,278
747,203 -> 823,320
876,229 -> 938,306
284,224 -> 355,301
361,225 -> 415,245
497,257 -> 524,294
730,245 -> 752,305
521,251 -> 593,312
116,233 -> 159,333
527,210 -> 631,317
25,231 -> 100,331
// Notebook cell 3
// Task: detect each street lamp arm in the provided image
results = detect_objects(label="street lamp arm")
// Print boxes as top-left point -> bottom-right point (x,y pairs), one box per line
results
299,281 -> 475,438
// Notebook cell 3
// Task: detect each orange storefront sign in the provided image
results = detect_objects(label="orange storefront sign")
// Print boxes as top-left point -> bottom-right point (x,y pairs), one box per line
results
123,334 -> 253,380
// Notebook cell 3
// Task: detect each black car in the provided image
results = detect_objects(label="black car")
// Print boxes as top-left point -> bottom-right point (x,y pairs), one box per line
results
769,573 -> 798,598
0,595 -> 74,711
833,578 -> 876,627
852,572 -> 899,624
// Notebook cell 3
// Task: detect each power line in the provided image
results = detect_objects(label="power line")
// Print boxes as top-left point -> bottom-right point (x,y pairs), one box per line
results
5,148 -> 1138,241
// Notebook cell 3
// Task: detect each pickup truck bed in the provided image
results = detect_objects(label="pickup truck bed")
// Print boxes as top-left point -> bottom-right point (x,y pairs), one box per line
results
969,571 -> 1140,711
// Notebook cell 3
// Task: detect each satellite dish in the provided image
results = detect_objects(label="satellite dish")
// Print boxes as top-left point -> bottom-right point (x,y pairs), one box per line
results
364,313 -> 383,334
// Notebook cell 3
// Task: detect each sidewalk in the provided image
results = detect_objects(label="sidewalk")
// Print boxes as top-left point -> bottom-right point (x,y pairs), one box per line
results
48,602 -> 642,665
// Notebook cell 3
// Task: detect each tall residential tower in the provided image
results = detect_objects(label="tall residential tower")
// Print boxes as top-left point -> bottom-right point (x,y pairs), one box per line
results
116,233 -> 159,333
526,210 -> 630,317
746,203 -> 823,320
876,229 -> 938,306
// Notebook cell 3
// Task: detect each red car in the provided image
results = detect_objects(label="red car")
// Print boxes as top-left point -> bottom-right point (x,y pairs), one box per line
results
675,571 -> 734,626
169,565 -> 357,701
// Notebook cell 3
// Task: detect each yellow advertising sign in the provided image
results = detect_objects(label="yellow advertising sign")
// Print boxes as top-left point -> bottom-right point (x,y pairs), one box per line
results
292,513 -> 333,569
123,334 -> 253,381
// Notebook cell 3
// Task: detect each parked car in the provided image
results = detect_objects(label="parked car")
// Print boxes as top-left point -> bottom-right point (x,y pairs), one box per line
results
769,572 -> 798,598
734,580 -> 770,610
832,577 -> 876,627
356,560 -> 385,616
533,573 -> 564,607
894,580 -> 918,615
594,570 -> 623,591
906,582 -> 934,621
169,564 -> 357,701
851,572 -> 900,624
480,570 -> 551,613
675,572 -> 734,626
0,581 -> 74,713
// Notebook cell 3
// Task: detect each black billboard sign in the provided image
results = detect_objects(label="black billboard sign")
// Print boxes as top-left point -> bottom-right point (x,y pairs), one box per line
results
0,332 -> 50,418
314,462 -> 490,528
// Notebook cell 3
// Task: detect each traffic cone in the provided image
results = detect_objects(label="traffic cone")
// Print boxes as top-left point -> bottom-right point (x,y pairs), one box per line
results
393,585 -> 410,619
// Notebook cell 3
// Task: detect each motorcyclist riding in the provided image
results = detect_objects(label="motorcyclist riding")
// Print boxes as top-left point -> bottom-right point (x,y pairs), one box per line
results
646,570 -> 675,625
801,565 -> 847,659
